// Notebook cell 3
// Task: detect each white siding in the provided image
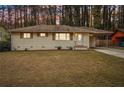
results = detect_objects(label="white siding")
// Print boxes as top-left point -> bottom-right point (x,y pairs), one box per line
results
82,33 -> 90,48
11,32 -> 90,50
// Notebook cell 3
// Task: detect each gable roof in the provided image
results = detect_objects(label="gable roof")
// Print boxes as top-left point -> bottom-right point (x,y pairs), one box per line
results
9,25 -> 113,34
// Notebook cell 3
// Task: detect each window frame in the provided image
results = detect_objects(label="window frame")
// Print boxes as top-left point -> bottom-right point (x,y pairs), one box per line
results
40,33 -> 46,37
55,33 -> 70,40
23,33 -> 31,39
77,34 -> 82,41
75,33 -> 82,41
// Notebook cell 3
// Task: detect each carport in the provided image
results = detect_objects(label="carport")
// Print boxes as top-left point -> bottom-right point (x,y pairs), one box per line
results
89,30 -> 113,48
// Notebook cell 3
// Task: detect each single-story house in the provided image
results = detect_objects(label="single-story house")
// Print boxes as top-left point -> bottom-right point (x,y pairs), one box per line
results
9,25 -> 113,50
112,29 -> 124,47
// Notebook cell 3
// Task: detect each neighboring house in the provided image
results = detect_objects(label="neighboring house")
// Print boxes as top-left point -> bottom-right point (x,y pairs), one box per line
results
9,25 -> 113,50
112,29 -> 124,47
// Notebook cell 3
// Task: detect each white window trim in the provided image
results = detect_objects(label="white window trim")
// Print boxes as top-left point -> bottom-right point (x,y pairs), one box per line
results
55,33 -> 70,40
77,34 -> 82,41
23,33 -> 31,39
40,33 -> 46,37
75,34 -> 82,41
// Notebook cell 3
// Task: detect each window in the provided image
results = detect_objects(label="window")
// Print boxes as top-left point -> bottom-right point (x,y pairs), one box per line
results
75,34 -> 82,41
77,34 -> 82,41
0,32 -> 2,41
55,33 -> 70,40
40,33 -> 46,37
23,33 -> 31,38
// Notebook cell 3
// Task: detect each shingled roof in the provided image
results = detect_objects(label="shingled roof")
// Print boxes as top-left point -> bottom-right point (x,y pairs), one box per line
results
9,25 -> 113,34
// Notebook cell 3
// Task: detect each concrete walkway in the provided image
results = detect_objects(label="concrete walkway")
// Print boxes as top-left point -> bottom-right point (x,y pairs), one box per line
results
95,48 -> 124,59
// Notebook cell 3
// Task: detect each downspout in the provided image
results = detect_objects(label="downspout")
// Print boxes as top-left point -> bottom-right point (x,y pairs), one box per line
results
74,32 -> 76,50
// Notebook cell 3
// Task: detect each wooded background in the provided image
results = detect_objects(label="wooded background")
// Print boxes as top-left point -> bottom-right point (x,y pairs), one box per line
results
0,5 -> 124,31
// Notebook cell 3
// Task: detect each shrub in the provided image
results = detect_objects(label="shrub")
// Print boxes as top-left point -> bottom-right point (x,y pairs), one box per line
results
55,46 -> 62,50
0,41 -> 10,51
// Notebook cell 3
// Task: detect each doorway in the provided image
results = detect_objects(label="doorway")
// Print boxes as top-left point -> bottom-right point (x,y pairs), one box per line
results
89,36 -> 96,48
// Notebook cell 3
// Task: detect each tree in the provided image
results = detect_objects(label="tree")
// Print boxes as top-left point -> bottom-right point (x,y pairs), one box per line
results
0,5 -> 123,31
92,5 -> 102,29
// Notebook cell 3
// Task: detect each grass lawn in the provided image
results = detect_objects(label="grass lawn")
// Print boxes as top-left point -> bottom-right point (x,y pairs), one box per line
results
0,50 -> 124,87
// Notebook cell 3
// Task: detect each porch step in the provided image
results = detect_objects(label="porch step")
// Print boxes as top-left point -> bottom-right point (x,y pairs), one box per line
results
74,45 -> 88,50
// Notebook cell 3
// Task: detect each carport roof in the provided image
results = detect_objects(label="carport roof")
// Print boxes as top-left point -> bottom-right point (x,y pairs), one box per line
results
117,29 -> 124,32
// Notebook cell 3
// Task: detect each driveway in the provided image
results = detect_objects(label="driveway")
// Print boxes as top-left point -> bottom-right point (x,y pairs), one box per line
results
95,48 -> 124,59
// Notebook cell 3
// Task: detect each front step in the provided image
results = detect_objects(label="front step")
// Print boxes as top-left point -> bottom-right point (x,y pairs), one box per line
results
74,45 -> 88,50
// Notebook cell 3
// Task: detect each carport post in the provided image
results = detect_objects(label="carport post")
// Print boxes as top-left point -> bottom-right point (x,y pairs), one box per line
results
106,34 -> 109,48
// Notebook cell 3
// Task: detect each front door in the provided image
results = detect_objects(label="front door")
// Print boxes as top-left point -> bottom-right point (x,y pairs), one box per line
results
76,34 -> 83,45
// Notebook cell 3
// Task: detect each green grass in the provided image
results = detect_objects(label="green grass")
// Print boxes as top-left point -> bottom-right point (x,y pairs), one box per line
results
0,50 -> 124,87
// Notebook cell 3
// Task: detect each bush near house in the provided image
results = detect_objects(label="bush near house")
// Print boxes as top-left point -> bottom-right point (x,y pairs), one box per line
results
0,41 -> 10,51
0,26 -> 10,51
